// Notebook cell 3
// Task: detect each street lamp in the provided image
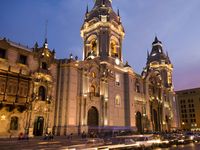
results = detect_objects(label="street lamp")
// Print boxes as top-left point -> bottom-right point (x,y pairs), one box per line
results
25,93 -> 37,135
45,95 -> 53,133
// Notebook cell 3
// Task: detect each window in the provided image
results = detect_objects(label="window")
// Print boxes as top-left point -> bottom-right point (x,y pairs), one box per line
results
92,72 -> 96,78
19,55 -> 27,65
10,116 -> 18,130
115,95 -> 121,105
0,80 -> 5,94
135,82 -> 140,93
7,81 -> 17,95
91,39 -> 97,53
0,48 -> 6,58
42,62 -> 48,70
111,41 -> 118,57
90,85 -> 96,96
115,74 -> 120,86
19,85 -> 28,97
39,86 -> 46,101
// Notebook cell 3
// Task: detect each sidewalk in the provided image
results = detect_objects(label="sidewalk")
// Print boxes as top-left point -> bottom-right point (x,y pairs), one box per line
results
0,136 -> 90,150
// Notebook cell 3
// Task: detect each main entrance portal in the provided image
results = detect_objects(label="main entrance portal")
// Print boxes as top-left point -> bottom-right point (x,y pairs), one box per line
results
136,112 -> 142,133
87,107 -> 99,132
33,116 -> 44,136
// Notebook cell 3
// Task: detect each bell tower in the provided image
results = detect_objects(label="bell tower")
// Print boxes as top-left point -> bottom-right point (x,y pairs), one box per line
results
81,0 -> 125,62
144,36 -> 173,90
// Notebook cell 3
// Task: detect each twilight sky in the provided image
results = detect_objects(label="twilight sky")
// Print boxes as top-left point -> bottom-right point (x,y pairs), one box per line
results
0,0 -> 200,91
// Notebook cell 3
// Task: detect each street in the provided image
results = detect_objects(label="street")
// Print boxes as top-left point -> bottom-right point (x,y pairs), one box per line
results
155,143 -> 200,150
1,137 -> 200,150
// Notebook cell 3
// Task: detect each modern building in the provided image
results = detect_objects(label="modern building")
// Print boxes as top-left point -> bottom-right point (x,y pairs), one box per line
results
0,0 -> 178,137
176,88 -> 200,131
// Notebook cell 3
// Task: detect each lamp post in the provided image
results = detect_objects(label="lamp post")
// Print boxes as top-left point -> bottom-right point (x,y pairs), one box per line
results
25,93 -> 37,136
45,95 -> 52,133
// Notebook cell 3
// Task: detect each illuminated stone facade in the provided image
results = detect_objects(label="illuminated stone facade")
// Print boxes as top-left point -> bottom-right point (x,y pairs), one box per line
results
176,88 -> 200,131
0,39 -> 57,137
0,0 -> 177,137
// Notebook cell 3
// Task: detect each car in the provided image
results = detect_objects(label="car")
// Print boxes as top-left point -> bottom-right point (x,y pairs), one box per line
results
113,134 -> 161,148
86,138 -> 105,146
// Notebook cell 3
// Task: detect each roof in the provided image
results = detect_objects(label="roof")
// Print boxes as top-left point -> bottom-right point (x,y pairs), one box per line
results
84,0 -> 121,26
147,36 -> 171,65
94,0 -> 112,8
0,37 -> 33,52
175,87 -> 200,93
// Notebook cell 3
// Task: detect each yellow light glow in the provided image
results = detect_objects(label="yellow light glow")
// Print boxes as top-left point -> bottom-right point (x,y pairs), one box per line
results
104,119 -> 108,125
1,115 -> 6,120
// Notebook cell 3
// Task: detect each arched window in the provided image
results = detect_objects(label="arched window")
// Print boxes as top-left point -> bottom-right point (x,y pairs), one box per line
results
110,41 -> 118,57
91,72 -> 96,78
39,86 -> 46,101
135,81 -> 140,93
90,85 -> 96,96
10,116 -> 18,130
85,35 -> 98,59
91,39 -> 97,53
42,62 -> 48,70
115,95 -> 121,105
110,36 -> 120,58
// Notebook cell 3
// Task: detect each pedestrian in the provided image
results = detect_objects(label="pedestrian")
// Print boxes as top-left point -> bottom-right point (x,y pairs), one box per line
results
44,132 -> 49,140
23,133 -> 29,140
70,133 -> 73,139
81,131 -> 86,139
49,132 -> 53,140
18,132 -> 23,140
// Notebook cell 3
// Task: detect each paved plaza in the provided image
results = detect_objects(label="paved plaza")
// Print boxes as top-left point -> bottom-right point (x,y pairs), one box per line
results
0,136 -> 88,150
1,136 -> 200,150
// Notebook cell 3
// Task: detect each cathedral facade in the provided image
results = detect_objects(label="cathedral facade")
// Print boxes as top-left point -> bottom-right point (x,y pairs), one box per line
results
0,0 -> 178,137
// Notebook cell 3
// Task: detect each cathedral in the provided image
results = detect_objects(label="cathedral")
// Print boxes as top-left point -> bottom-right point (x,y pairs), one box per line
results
0,0 -> 178,137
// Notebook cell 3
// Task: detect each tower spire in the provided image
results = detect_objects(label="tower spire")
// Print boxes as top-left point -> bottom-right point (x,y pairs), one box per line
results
117,9 -> 120,16
86,4 -> 89,14
147,50 -> 150,58
44,20 -> 48,48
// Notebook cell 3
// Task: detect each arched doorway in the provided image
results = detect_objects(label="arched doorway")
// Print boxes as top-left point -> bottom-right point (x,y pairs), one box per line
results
87,107 -> 99,133
33,116 -> 44,136
136,112 -> 142,133
153,109 -> 159,131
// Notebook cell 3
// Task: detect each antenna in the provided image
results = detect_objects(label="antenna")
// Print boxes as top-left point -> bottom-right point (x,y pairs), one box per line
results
45,20 -> 48,40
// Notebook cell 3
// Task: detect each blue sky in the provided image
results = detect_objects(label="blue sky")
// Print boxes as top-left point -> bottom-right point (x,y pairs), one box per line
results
1,0 -> 200,90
